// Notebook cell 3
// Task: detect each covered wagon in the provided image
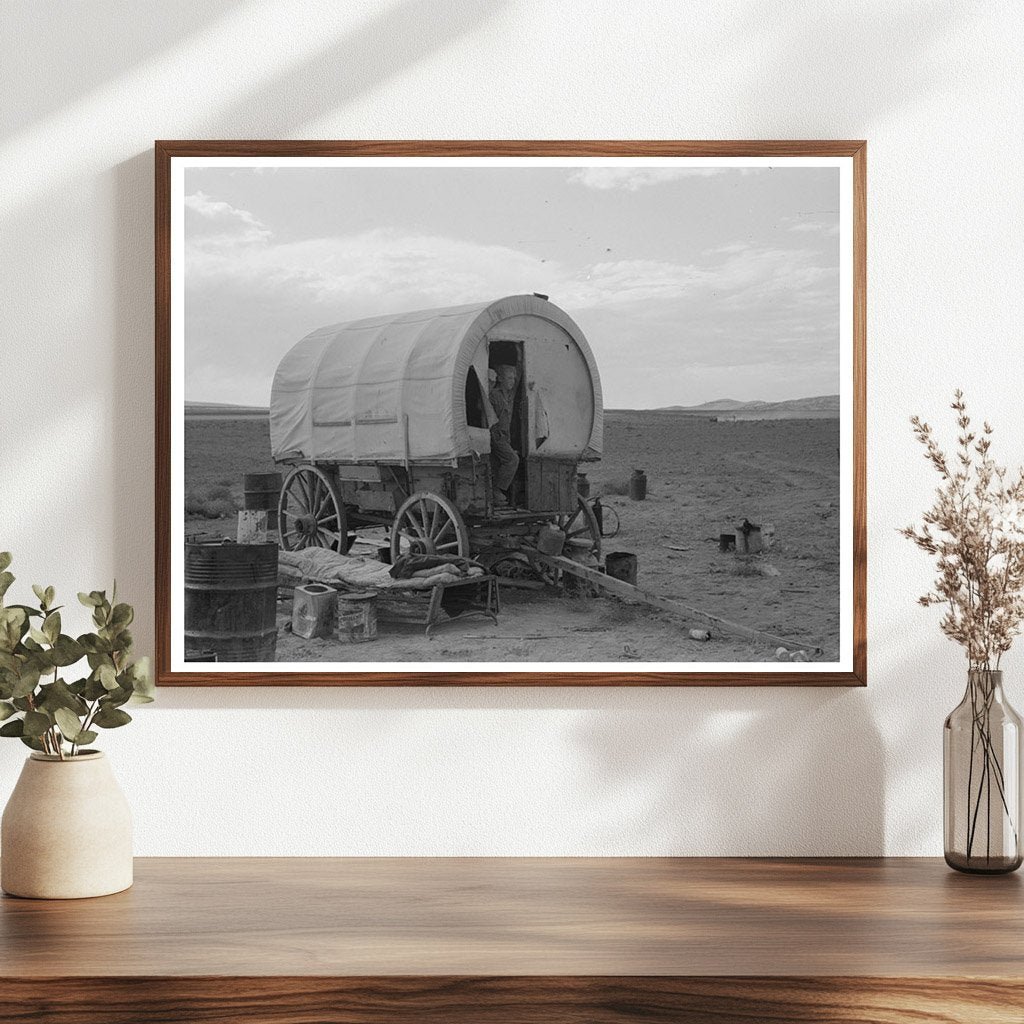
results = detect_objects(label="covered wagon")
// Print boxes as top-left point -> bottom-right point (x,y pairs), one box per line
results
269,294 -> 604,571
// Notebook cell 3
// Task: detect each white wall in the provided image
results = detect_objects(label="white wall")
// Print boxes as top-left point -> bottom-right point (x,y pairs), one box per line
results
1,0 -> 1021,855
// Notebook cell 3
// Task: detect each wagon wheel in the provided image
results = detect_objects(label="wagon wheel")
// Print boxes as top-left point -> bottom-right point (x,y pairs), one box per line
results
557,496 -> 602,562
390,492 -> 470,562
279,466 -> 350,553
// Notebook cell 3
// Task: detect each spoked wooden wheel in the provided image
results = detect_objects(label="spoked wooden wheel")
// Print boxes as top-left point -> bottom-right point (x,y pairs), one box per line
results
390,492 -> 470,562
558,496 -> 602,562
279,466 -> 349,552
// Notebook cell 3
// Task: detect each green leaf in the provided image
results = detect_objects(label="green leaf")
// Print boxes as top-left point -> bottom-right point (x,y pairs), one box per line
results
104,685 -> 132,708
22,711 -> 50,738
11,665 -> 41,699
79,634 -> 112,655
110,603 -> 133,630
92,705 -> 131,729
36,679 -> 88,716
42,611 -> 60,644
0,606 -> 27,651
78,592 -> 100,608
74,730 -> 97,747
0,572 -> 14,602
50,635 -> 85,667
28,627 -> 49,646
19,734 -> 45,752
31,584 -> 47,609
0,553 -> 11,573
0,719 -> 24,737
83,675 -> 108,701
0,701 -> 16,721
98,663 -> 118,690
44,586 -> 55,609
53,707 -> 85,741
6,604 -> 42,619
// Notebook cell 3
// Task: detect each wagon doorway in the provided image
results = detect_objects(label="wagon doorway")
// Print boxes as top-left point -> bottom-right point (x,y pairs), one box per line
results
487,340 -> 527,506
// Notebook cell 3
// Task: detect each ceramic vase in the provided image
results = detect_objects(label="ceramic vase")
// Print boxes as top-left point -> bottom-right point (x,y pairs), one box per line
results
1,751 -> 133,898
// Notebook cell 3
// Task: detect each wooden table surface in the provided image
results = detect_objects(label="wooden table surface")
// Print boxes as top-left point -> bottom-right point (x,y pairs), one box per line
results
3,857 -> 1023,1023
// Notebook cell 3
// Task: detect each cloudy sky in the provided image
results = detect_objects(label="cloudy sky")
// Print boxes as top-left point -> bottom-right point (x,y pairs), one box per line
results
184,163 -> 839,408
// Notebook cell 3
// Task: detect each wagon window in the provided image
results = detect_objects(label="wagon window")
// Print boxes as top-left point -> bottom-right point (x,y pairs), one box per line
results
465,367 -> 487,428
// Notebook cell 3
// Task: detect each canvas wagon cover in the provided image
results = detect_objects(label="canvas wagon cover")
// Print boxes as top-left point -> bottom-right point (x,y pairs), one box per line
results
269,294 -> 603,463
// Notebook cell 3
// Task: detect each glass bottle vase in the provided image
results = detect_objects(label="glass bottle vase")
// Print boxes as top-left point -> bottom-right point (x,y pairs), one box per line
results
944,669 -> 1023,873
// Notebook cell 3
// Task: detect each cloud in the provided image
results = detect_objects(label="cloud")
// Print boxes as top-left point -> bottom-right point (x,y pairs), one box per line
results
184,219 -> 839,408
187,227 -> 552,309
567,167 -> 757,191
785,218 -> 839,237
184,191 -> 271,243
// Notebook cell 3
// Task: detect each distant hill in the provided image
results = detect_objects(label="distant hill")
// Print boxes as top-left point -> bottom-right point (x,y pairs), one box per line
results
186,401 -> 269,417
662,394 -> 840,415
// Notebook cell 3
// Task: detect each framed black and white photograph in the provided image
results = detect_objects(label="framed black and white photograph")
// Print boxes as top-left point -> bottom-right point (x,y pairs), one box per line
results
155,141 -> 865,686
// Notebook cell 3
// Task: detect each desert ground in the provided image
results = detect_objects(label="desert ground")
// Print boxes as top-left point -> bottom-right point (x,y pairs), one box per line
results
184,410 -> 839,664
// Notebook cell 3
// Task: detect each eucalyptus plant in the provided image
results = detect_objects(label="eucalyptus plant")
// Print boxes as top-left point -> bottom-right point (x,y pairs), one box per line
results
0,552 -> 153,759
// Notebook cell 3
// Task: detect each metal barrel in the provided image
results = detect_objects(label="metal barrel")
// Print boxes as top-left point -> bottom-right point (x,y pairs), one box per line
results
243,472 -> 282,529
604,551 -> 638,586
184,542 -> 278,662
337,591 -> 378,644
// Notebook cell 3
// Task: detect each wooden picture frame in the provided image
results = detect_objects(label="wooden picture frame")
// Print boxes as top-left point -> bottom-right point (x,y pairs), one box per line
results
156,140 -> 866,686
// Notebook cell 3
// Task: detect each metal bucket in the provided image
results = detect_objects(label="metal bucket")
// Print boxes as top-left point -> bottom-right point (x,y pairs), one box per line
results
184,542 -> 278,662
243,472 -> 283,530
292,583 -> 336,639
604,551 -> 638,586
337,591 -> 378,644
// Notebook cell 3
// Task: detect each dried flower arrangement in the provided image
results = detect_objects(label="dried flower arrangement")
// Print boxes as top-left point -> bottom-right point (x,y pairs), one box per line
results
902,390 -> 1024,669
903,390 -> 1024,870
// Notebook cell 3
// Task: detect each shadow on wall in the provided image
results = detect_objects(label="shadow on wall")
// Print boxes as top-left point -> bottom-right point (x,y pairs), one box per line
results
107,0 -> 510,657
0,1 -> 240,139
731,1 -> 973,133
570,687 -> 885,855
146,682 -> 885,856
198,0 -> 508,136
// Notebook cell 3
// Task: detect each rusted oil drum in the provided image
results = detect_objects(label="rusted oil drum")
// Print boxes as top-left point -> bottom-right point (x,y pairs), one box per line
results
243,472 -> 282,530
605,551 -> 638,586
184,542 -> 278,662
337,591 -> 377,644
